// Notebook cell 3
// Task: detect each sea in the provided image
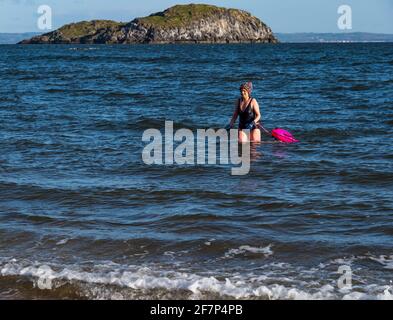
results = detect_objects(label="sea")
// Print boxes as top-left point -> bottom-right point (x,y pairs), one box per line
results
0,43 -> 392,299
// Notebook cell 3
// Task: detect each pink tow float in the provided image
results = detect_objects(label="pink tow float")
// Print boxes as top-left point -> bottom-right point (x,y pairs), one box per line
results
259,125 -> 299,144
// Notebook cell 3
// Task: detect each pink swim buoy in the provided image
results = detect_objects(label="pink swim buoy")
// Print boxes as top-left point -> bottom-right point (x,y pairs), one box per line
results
271,128 -> 299,143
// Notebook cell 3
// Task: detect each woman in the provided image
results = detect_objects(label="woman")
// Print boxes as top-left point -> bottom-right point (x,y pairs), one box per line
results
227,82 -> 261,143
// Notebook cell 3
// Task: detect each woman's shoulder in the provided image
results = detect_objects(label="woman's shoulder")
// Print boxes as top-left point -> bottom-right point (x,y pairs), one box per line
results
250,98 -> 259,111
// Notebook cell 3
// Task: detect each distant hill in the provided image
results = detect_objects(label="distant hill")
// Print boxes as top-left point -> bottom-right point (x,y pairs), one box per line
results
0,33 -> 40,44
276,32 -> 393,43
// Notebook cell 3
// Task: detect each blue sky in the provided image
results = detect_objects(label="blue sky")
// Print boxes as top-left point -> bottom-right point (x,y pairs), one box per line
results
1,0 -> 392,33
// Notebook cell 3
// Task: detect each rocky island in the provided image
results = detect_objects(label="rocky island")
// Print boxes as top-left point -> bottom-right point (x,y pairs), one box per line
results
20,4 -> 278,44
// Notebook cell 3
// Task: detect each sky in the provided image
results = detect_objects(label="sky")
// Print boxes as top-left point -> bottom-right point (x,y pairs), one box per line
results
0,0 -> 392,33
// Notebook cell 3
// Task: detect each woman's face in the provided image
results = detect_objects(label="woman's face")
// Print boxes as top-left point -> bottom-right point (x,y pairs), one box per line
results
241,89 -> 249,99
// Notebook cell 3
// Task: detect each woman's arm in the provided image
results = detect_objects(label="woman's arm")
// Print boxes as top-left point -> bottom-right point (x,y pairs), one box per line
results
252,99 -> 261,123
229,99 -> 239,128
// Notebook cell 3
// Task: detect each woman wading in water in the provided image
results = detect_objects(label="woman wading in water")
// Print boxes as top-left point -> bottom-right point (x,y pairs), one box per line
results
227,82 -> 261,143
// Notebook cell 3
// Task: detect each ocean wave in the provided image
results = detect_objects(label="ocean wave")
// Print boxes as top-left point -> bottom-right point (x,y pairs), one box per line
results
102,92 -> 145,100
304,128 -> 353,140
350,85 -> 371,91
1,258 -> 392,300
0,180 -> 278,204
3,138 -> 62,149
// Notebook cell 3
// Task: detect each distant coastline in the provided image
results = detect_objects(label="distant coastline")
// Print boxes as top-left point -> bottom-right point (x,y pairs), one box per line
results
276,32 -> 393,43
1,32 -> 393,44
0,32 -> 40,44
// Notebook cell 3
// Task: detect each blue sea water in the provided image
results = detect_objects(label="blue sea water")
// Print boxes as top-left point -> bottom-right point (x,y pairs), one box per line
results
0,43 -> 393,299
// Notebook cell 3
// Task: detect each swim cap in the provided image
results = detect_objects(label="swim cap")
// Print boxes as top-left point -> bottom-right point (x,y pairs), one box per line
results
240,82 -> 253,94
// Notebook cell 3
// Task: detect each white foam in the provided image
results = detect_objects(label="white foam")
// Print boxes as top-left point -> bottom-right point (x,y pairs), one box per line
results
342,286 -> 393,300
69,47 -> 98,51
342,291 -> 369,300
1,258 -> 392,300
378,287 -> 393,300
224,245 -> 273,258
330,257 -> 355,265
369,255 -> 393,269
56,239 -> 69,245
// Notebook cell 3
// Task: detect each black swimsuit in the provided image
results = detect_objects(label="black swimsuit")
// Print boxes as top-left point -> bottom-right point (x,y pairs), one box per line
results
238,98 -> 257,130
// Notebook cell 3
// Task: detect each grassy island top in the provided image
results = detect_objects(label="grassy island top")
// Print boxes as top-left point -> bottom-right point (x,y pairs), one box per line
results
136,4 -> 251,28
56,20 -> 123,38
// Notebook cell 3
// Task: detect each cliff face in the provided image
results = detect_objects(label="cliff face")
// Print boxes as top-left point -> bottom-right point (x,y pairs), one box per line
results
20,4 -> 278,44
